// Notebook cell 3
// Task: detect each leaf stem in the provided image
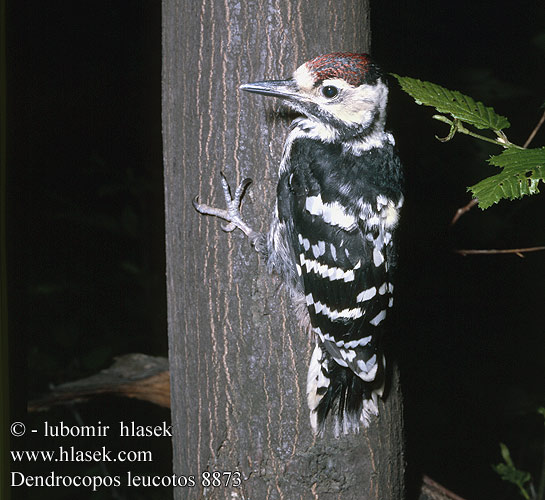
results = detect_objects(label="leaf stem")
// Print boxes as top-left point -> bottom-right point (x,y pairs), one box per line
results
432,115 -> 524,149
537,432 -> 545,500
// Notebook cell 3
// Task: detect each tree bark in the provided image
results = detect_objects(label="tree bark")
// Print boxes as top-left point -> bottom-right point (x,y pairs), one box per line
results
162,1 -> 406,498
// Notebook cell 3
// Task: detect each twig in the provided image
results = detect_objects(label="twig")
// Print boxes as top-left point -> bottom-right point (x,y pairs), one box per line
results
421,475 -> 468,500
450,107 -> 544,225
455,246 -> 545,257
523,108 -> 545,148
450,198 -> 479,225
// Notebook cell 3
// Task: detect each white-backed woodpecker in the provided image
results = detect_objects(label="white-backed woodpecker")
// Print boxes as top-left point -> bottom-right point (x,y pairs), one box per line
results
194,53 -> 404,435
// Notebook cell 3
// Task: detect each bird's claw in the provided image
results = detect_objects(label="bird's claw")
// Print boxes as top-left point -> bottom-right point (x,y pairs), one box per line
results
221,221 -> 237,232
217,172 -> 253,230
193,173 -> 265,254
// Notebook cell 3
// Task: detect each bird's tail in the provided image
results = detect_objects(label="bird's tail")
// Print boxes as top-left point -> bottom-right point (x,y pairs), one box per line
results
306,342 -> 384,435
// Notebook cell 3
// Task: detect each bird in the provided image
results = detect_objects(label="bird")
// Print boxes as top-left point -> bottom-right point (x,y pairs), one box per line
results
194,52 -> 404,435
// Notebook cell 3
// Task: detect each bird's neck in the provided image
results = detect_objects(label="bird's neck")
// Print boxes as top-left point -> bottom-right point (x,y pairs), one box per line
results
289,116 -> 393,155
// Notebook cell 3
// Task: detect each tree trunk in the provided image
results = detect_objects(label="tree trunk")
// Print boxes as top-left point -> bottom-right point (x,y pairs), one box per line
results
162,1 -> 406,498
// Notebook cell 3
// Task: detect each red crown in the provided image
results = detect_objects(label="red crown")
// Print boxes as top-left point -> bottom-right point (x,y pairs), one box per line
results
305,53 -> 372,87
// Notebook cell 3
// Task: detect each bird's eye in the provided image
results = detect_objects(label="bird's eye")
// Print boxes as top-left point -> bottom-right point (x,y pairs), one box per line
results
321,85 -> 338,99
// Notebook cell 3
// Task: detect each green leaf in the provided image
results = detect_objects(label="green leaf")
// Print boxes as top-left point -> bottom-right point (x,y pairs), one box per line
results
493,443 -> 532,500
500,442 -> 514,466
392,74 -> 510,131
469,147 -> 545,209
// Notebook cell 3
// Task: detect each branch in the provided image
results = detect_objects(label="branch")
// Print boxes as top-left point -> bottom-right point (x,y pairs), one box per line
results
454,246 -> 545,258
420,475 -> 468,500
28,353 -> 170,411
450,198 -> 479,225
523,108 -> 545,149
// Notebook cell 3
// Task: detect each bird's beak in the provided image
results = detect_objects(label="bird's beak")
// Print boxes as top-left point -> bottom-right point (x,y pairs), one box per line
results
240,79 -> 300,101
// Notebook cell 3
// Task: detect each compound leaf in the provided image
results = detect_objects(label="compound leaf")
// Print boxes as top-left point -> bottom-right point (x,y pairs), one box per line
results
392,74 -> 510,131
469,147 -> 545,208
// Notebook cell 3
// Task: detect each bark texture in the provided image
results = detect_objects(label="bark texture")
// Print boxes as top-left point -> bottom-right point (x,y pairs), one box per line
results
162,1 -> 406,498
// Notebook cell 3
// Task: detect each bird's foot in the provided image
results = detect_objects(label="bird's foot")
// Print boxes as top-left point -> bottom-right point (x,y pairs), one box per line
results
193,172 -> 266,254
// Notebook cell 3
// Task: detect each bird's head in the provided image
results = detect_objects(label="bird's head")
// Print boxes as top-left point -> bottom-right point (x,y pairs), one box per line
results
240,52 -> 388,141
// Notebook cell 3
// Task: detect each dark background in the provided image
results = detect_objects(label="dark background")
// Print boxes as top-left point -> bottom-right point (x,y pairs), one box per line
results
374,2 -> 545,498
7,1 -> 545,499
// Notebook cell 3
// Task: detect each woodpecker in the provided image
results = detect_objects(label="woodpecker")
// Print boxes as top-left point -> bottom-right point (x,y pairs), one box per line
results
194,53 -> 403,435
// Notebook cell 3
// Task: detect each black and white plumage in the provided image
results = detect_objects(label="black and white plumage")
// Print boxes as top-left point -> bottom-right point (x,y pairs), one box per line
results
194,53 -> 403,435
